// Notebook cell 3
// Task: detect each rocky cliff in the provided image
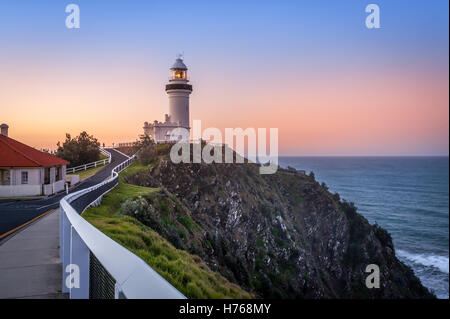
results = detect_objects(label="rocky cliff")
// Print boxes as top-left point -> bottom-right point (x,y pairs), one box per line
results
120,144 -> 434,298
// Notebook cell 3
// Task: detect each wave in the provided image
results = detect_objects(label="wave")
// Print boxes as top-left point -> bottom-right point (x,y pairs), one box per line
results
397,250 -> 449,274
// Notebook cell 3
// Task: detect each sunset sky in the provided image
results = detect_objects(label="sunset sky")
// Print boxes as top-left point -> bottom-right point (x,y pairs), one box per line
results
0,0 -> 448,155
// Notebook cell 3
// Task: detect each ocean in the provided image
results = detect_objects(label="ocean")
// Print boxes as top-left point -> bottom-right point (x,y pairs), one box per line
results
278,156 -> 449,299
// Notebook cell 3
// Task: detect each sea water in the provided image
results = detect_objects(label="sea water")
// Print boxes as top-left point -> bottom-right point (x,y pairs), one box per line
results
278,156 -> 449,298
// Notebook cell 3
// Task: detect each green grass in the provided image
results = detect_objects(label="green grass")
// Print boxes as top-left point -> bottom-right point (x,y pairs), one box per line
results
83,166 -> 252,299
68,154 -> 109,181
88,182 -> 158,213
69,165 -> 105,181
177,215 -> 199,234
118,162 -> 151,183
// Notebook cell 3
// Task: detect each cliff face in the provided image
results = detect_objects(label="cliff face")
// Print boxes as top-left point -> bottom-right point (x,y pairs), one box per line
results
121,147 -> 434,298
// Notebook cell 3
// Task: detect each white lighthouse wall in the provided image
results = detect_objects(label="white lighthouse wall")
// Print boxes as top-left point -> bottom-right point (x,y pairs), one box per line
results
168,91 -> 190,128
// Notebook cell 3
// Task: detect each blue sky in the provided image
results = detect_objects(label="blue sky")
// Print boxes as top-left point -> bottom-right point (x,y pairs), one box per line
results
0,1 -> 448,155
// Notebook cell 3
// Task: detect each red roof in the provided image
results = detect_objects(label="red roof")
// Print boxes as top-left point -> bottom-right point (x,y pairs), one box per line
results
0,134 -> 69,167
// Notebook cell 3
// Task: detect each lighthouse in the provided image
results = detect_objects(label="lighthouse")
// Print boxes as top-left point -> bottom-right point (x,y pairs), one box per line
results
143,57 -> 193,143
166,57 -> 193,129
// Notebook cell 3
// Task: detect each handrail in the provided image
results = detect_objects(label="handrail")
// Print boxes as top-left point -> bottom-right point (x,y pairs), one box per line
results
60,151 -> 185,299
66,148 -> 112,174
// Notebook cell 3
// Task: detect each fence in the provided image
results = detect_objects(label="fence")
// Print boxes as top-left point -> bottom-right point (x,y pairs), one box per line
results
59,151 -> 185,299
65,148 -> 112,174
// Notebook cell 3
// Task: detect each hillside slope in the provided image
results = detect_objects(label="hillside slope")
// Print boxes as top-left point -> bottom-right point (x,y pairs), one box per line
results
83,181 -> 252,299
121,144 -> 434,298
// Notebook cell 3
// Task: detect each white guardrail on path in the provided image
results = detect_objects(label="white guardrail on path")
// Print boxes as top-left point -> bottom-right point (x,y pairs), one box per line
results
65,148 -> 112,174
59,148 -> 185,299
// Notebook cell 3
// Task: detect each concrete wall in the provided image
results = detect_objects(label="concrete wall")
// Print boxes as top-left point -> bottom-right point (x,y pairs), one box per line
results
43,179 -> 65,195
0,185 -> 42,197
61,165 -> 67,182
66,174 -> 80,186
154,126 -> 174,143
53,180 -> 65,193
43,184 -> 52,196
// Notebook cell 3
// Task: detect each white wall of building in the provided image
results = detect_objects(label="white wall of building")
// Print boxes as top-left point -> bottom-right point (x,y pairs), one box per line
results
0,165 -> 68,198
154,126 -> 176,143
0,185 -> 42,197
10,168 -> 41,186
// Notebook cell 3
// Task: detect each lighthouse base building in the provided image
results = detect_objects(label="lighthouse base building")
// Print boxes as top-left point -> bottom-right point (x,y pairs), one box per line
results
144,57 -> 192,143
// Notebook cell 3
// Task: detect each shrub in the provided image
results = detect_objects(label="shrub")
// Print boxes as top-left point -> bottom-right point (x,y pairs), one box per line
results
373,223 -> 393,248
138,145 -> 157,165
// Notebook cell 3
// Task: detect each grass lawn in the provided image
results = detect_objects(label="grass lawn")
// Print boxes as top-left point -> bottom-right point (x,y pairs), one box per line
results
83,162 -> 252,299
68,162 -> 107,181
118,162 -> 151,183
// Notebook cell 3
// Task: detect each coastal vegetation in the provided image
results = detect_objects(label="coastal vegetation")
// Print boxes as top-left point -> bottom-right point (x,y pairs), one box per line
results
83,163 -> 253,299
56,131 -> 101,167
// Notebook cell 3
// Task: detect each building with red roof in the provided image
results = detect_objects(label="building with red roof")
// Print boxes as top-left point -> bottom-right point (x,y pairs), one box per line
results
0,124 -> 69,197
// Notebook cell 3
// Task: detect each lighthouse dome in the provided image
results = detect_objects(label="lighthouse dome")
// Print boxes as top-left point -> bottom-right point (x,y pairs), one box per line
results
170,58 -> 188,70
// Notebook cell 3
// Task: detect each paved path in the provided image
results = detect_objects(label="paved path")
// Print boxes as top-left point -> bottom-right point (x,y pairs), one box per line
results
0,210 -> 66,298
0,149 -> 129,299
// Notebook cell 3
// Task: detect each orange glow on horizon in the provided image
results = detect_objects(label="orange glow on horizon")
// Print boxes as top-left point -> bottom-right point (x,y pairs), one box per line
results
0,58 -> 448,156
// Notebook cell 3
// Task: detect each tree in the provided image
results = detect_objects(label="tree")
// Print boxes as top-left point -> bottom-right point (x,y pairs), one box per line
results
56,131 -> 100,167
127,134 -> 154,155
137,134 -> 154,147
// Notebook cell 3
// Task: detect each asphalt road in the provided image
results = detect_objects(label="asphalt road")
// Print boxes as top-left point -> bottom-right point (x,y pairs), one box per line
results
0,149 -> 129,237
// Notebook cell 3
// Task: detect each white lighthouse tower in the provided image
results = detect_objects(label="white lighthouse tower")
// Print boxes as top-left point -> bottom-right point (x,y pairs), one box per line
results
166,57 -> 193,129
143,57 -> 193,143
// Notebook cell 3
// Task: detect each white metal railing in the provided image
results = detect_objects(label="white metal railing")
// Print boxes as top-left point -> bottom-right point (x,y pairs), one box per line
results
65,148 -> 112,174
59,153 -> 185,299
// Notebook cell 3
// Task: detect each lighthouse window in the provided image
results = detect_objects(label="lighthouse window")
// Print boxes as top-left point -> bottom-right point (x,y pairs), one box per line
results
172,70 -> 186,79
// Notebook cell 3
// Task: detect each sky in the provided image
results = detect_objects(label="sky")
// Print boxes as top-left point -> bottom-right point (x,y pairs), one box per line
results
0,0 -> 448,156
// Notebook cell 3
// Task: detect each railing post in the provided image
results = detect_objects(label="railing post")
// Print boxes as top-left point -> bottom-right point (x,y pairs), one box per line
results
61,208 -> 71,293
59,207 -> 63,271
69,226 -> 90,299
